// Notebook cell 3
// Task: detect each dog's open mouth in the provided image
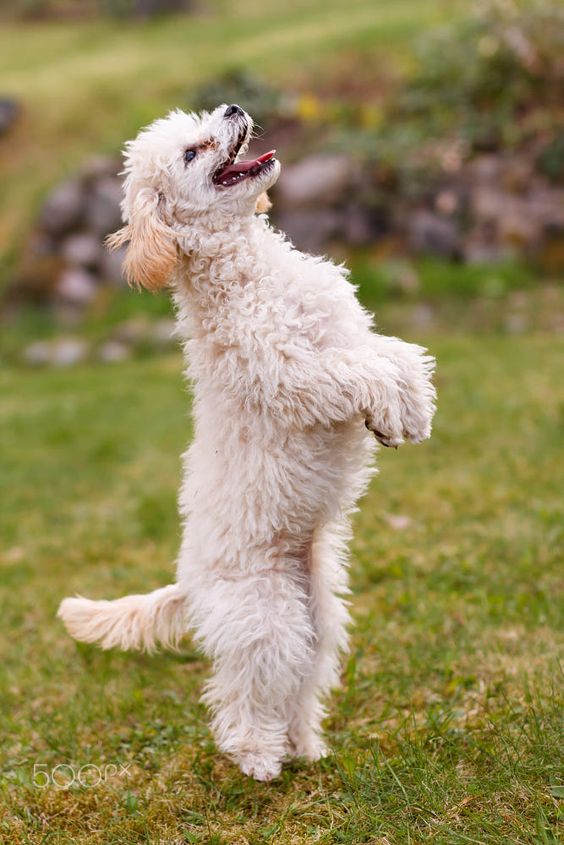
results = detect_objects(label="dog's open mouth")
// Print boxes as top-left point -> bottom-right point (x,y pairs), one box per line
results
212,142 -> 276,188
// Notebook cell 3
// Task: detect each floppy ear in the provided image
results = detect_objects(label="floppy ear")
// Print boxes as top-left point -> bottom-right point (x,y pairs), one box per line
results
106,188 -> 178,292
255,192 -> 272,214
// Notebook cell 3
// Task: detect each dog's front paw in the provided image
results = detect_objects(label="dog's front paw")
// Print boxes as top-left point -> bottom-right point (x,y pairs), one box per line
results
399,385 -> 436,444
398,347 -> 436,444
365,414 -> 404,449
371,338 -> 436,446
402,417 -> 432,444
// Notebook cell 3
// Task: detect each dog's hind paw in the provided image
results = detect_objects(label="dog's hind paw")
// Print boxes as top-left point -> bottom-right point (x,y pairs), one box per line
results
288,731 -> 330,762
237,752 -> 282,782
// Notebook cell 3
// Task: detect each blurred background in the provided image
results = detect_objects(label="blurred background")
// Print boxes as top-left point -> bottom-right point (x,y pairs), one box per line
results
1,3 -> 563,840
1,0 -> 563,362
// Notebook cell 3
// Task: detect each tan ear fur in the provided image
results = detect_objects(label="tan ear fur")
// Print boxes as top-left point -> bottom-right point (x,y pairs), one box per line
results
106,189 -> 178,292
255,192 -> 272,214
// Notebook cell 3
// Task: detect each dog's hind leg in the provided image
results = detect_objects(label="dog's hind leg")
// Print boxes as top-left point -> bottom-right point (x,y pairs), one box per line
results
189,563 -> 315,781
286,523 -> 351,761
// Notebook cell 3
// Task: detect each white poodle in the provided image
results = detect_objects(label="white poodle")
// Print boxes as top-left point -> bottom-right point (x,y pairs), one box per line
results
58,104 -> 436,781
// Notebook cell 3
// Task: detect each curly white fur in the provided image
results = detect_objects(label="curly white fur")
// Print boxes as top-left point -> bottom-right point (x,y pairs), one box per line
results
58,105 -> 436,781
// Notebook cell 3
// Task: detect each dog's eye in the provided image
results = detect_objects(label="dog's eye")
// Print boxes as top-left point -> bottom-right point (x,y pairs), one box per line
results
184,149 -> 197,164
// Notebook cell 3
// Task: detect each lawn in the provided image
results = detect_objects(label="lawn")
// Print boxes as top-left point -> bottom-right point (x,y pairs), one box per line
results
0,331 -> 562,844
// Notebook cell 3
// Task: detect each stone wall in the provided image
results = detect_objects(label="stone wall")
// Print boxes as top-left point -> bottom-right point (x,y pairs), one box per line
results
8,146 -> 564,315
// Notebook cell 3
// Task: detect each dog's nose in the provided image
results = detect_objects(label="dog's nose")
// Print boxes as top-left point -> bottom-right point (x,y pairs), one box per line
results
224,104 -> 244,118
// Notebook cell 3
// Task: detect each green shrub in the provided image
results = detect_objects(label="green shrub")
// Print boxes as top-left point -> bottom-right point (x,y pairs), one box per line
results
401,0 -> 564,151
328,1 -> 564,173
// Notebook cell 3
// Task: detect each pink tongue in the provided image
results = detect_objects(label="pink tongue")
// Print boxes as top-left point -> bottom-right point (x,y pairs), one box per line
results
217,149 -> 276,179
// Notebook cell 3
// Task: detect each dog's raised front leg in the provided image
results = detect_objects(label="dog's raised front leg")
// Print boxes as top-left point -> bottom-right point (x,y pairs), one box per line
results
249,343 -> 432,449
368,335 -> 436,444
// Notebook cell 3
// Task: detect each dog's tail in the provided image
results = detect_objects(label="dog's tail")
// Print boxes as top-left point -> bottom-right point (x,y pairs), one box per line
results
57,584 -> 187,653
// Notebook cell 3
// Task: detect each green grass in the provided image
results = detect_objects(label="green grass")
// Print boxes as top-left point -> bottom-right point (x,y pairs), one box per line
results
351,257 -> 534,303
0,0 -> 451,265
0,333 -> 562,844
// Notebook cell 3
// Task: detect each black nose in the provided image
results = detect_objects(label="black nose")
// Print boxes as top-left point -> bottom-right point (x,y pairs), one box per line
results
224,104 -> 244,118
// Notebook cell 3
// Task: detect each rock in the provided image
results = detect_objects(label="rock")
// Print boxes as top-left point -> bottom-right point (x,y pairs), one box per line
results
51,338 -> 89,366
498,198 -> 540,248
40,179 -> 85,237
406,209 -> 462,258
343,204 -> 384,245
529,187 -> 564,229
55,268 -> 98,306
434,189 -> 459,216
0,97 -> 21,136
275,154 -> 354,209
470,186 -> 507,222
61,232 -> 101,268
275,208 -> 343,252
24,337 -> 89,367
84,176 -> 123,236
112,316 -> 151,344
463,224 -> 510,264
469,184 -> 563,249
466,155 -> 502,186
98,341 -> 130,363
507,291 -> 529,310
99,243 -> 127,285
81,155 -> 122,181
504,313 -> 529,334
152,318 -> 177,347
24,341 -> 53,366
501,157 -> 534,194
24,230 -> 58,260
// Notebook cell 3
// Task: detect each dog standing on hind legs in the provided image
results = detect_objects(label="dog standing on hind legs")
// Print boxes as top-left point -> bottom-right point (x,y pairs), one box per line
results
58,104 -> 436,781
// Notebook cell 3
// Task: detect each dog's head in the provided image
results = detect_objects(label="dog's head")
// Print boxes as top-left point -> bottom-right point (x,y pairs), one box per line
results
107,104 -> 280,291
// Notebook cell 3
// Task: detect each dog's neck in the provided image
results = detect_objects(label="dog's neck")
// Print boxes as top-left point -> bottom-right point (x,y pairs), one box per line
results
175,208 -> 263,253
172,213 -> 283,336
176,213 -> 276,296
